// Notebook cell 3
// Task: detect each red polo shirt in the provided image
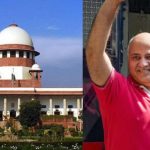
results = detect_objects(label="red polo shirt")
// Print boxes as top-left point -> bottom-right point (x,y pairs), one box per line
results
93,69 -> 150,150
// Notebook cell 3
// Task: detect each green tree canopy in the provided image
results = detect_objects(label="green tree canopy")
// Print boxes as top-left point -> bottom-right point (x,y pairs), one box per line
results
19,100 -> 41,128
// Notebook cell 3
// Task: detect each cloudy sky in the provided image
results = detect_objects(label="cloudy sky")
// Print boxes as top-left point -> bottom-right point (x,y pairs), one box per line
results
0,0 -> 82,88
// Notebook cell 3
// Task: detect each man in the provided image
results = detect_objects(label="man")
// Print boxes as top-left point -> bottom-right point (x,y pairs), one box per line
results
86,0 -> 150,150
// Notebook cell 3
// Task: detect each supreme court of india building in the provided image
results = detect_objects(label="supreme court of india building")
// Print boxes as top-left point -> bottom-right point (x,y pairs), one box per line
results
0,24 -> 83,121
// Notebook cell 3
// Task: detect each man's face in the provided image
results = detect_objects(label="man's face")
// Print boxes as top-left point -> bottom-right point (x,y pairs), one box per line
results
128,35 -> 150,88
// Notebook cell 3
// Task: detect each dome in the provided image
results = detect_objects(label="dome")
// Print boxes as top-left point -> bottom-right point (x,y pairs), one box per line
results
0,24 -> 33,46
31,64 -> 42,71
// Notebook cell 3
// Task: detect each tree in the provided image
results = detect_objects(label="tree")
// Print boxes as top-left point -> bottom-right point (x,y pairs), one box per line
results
19,100 -> 41,128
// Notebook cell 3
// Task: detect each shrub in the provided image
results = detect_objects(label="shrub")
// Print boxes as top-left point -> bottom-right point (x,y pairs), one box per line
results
41,124 -> 64,142
69,128 -> 78,137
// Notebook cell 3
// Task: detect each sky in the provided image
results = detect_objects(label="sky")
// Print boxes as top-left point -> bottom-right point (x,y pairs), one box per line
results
0,0 -> 82,88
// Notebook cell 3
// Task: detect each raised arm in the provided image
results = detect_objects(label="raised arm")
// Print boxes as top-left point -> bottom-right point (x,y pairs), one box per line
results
86,0 -> 124,86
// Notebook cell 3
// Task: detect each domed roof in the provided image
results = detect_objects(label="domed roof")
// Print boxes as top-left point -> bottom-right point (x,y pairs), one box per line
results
31,64 -> 42,71
0,24 -> 33,46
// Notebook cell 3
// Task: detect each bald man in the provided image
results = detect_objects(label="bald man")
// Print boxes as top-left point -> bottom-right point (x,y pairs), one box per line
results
86,0 -> 150,150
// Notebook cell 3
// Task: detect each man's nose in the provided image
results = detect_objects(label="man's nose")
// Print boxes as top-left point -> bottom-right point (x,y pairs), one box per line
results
138,58 -> 149,67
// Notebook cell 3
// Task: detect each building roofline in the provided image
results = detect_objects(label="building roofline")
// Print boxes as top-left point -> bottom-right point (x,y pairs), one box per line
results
0,88 -> 83,95
0,87 -> 82,91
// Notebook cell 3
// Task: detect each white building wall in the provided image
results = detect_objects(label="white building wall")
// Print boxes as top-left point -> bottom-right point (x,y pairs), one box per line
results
52,96 -> 64,115
67,97 -> 77,108
7,97 -> 18,111
66,97 -> 78,117
38,96 -> 49,113
22,67 -> 31,79
52,96 -> 64,108
20,95 -> 34,103
0,66 -> 31,80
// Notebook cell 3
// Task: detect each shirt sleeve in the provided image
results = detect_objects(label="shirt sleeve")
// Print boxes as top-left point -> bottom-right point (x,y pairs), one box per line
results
92,69 -> 126,106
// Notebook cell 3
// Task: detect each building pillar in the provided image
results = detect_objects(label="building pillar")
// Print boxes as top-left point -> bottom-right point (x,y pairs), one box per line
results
49,99 -> 53,115
16,51 -> 19,58
29,52 -> 32,59
3,98 -> 7,117
17,98 -> 21,116
23,51 -> 27,58
63,99 -> 67,115
77,98 -> 81,119
7,51 -> 10,58
0,52 -> 2,58
81,98 -> 83,109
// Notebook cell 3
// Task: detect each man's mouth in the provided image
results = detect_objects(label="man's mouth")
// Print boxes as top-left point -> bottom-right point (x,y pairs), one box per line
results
136,68 -> 150,74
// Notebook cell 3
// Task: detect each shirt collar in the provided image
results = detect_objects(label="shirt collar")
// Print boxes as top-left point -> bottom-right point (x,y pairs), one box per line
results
139,85 -> 150,96
128,75 -> 150,95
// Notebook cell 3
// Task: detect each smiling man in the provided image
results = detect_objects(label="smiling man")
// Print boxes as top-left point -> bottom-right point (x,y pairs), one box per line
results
86,0 -> 150,150
128,33 -> 150,87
